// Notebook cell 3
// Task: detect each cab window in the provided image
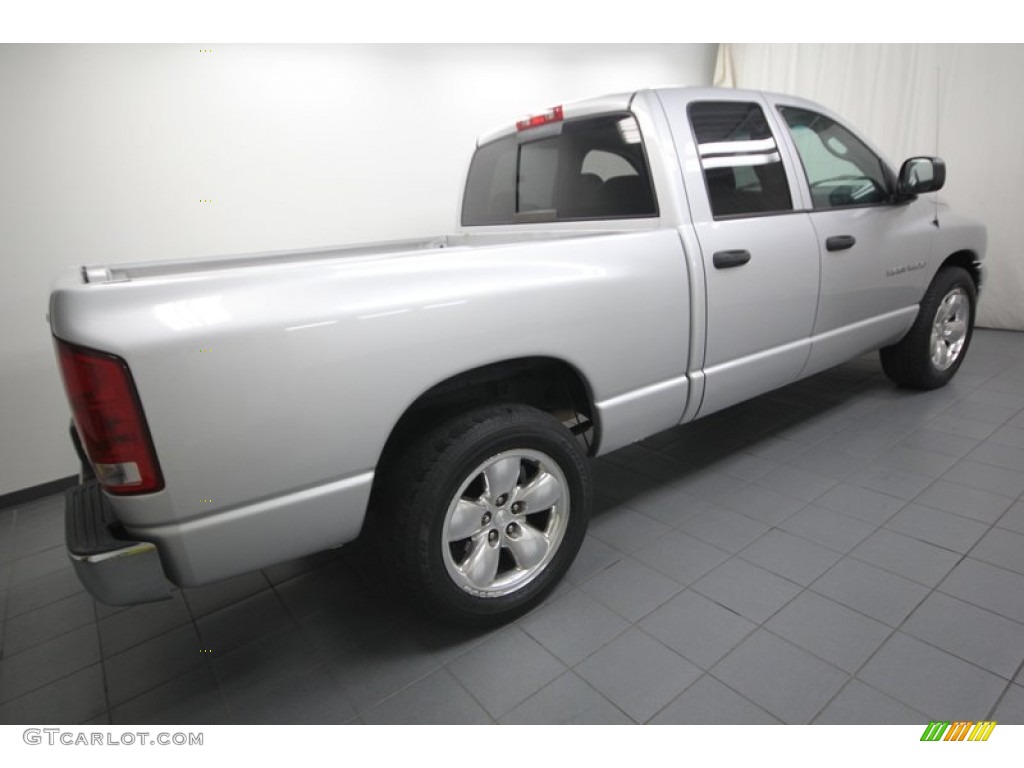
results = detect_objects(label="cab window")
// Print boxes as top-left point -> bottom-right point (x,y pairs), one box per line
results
461,114 -> 657,225
778,106 -> 891,209
688,101 -> 793,218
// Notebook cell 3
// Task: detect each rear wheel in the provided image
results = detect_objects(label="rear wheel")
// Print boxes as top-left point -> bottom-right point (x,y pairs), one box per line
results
377,404 -> 591,626
880,266 -> 977,389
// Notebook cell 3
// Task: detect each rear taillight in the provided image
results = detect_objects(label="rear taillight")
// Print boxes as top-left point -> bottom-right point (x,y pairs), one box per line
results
55,338 -> 164,495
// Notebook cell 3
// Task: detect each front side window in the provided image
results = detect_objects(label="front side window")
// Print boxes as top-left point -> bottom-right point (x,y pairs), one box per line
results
688,101 -> 793,218
778,106 -> 891,209
461,114 -> 657,226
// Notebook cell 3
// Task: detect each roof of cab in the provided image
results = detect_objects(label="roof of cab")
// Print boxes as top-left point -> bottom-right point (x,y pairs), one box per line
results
475,91 -> 635,146
473,85 -> 777,146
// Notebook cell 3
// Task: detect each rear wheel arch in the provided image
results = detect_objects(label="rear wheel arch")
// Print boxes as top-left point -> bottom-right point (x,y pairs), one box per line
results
370,399 -> 593,625
372,357 -> 600,479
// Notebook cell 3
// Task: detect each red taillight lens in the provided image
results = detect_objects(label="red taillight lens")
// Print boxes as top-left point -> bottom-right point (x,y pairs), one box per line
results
516,105 -> 564,132
55,338 -> 164,495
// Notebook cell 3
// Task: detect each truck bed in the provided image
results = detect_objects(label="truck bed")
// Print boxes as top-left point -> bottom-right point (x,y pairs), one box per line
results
77,229 -> 631,285
80,236 -> 451,284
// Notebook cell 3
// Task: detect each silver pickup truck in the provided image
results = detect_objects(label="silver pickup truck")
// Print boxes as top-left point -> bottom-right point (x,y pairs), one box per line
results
51,86 -> 985,625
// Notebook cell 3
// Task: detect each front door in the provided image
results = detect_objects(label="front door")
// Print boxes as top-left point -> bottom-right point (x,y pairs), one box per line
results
772,102 -> 936,375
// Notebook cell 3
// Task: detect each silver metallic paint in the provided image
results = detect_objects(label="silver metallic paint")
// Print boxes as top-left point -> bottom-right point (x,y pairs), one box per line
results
50,86 -> 986,590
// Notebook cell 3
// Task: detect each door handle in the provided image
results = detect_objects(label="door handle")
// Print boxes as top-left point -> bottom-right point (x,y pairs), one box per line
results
713,249 -> 751,269
826,235 -> 856,252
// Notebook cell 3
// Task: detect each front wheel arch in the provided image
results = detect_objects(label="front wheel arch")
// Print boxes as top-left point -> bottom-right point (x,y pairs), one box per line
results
880,265 -> 977,389
938,250 -> 982,292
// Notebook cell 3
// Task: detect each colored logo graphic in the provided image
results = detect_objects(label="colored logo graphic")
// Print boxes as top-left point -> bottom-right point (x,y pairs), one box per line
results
920,721 -> 997,742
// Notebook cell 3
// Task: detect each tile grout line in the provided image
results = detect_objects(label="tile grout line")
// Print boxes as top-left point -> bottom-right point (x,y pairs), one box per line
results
987,657 -> 1024,721
633,614 -> 774,723
0,508 -> 19,660
215,572 -> 304,724
807,535 -> 1009,723
661,495 -> 1017,722
432,663 -> 498,725
91,597 -> 112,723
104,588 -> 219,724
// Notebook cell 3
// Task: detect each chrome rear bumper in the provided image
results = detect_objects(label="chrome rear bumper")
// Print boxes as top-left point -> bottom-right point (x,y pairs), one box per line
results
65,481 -> 173,605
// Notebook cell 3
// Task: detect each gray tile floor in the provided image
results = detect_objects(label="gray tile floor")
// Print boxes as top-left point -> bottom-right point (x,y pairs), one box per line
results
3,328 -> 1024,725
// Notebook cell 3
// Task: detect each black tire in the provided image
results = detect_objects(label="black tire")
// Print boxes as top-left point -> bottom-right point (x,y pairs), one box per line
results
880,266 -> 977,389
376,404 -> 591,626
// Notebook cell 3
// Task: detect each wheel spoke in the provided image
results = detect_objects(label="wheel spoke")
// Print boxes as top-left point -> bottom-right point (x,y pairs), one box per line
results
933,338 -> 949,368
484,457 -> 520,504
462,535 -> 500,588
448,498 -> 488,542
505,524 -> 548,571
947,293 -> 966,318
516,470 -> 562,511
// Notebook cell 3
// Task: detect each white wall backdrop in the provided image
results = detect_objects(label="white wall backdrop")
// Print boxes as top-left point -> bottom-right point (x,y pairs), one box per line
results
716,43 -> 1024,331
0,43 -> 716,496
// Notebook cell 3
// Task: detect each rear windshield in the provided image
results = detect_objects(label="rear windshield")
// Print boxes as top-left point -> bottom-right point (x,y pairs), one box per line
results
461,113 -> 658,226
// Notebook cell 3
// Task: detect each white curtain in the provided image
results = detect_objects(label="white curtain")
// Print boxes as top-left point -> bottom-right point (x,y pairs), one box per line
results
717,43 -> 1024,331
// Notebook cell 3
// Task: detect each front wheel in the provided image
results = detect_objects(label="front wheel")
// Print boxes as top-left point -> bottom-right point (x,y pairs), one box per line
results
880,265 -> 977,389
377,404 -> 591,626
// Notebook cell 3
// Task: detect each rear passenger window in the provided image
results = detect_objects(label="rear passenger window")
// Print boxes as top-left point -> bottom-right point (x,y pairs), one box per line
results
461,114 -> 657,226
688,101 -> 793,218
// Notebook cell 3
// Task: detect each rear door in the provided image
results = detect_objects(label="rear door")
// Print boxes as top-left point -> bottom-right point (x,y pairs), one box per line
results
658,91 -> 821,417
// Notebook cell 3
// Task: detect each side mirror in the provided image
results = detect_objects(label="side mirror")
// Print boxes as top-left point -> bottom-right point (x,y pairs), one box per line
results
897,156 -> 946,198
